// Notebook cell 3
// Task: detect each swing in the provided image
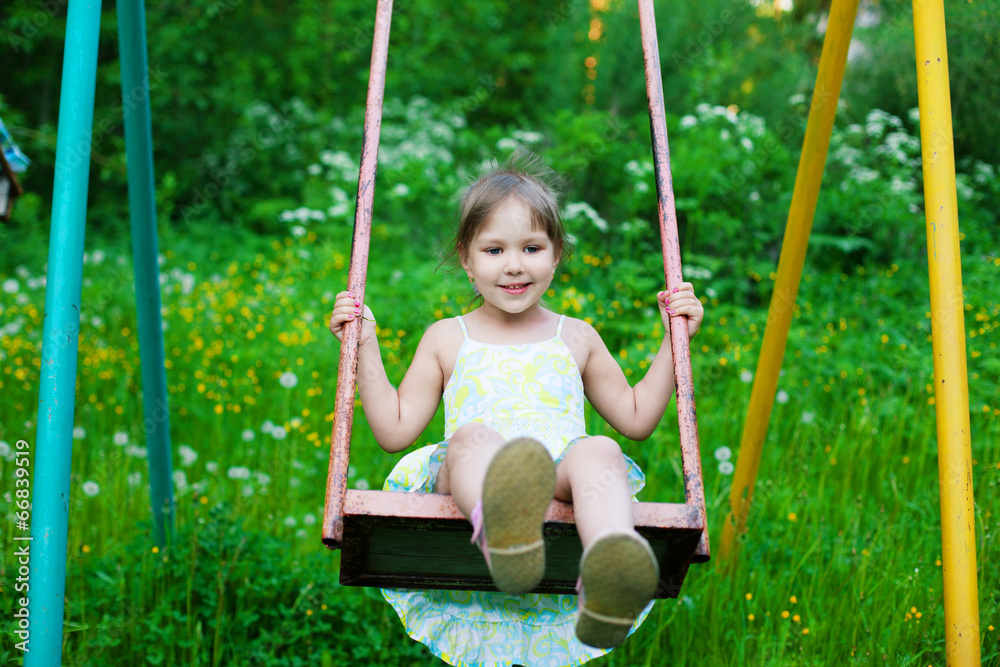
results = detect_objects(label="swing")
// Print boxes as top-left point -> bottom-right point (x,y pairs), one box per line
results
323,0 -> 709,598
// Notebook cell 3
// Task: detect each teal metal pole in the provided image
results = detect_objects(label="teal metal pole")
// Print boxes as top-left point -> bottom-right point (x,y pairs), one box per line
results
26,1 -> 103,664
117,0 -> 175,547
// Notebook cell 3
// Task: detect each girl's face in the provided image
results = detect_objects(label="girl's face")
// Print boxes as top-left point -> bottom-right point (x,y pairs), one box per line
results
461,197 -> 559,318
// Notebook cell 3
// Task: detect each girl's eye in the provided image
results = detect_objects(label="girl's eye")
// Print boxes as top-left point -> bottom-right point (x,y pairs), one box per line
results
525,246 -> 540,254
486,248 -> 502,256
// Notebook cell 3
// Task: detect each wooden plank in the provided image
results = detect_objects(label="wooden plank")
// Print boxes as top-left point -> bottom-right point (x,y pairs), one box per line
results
339,491 -> 704,598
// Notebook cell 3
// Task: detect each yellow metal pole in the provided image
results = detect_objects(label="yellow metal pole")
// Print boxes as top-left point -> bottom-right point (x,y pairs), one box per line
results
718,0 -> 858,560
912,2 -> 981,664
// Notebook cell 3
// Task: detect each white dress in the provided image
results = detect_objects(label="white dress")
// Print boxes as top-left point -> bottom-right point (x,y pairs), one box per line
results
380,315 -> 653,667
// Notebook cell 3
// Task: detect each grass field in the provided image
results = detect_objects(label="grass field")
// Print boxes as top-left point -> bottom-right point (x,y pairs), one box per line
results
1,218 -> 997,666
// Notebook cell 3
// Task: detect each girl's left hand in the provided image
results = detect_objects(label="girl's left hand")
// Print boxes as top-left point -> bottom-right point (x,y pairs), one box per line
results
657,282 -> 704,339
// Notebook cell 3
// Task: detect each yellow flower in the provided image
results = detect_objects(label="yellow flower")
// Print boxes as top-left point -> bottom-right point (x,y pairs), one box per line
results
788,512 -> 798,522
82,545 -> 91,554
745,593 -> 753,601
748,614 -> 755,621
781,610 -> 790,619
152,546 -> 159,554
802,628 -> 810,635
792,614 -> 801,623
790,595 -> 797,604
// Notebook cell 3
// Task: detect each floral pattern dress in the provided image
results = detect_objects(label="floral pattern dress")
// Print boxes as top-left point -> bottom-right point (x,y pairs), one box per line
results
380,315 -> 653,667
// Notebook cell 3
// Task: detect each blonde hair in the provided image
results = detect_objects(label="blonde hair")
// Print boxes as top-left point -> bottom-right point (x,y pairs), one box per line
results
451,148 -> 572,264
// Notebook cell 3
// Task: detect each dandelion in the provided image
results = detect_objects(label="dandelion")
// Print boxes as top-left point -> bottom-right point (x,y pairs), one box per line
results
776,390 -> 789,404
272,426 -> 288,440
718,461 -> 735,475
800,411 -> 815,424
73,426 -> 87,439
393,183 -> 410,197
787,512 -> 798,522
242,485 -> 255,497
714,446 -> 732,461
227,466 -> 251,480
680,115 -> 697,130
290,417 -> 303,429
291,225 -> 307,238
307,164 -> 322,176
113,431 -> 129,446
82,481 -> 100,497
206,461 -> 219,474
0,441 -> 11,461
125,445 -> 147,459
179,444 -> 198,467
748,613 -> 755,621
241,429 -> 255,442
790,595 -> 797,604
127,472 -> 142,487
745,593 -> 753,601
3,278 -> 19,294
303,513 -> 317,526
284,516 -> 298,527
261,420 -> 275,434
279,372 -> 298,389
781,610 -> 790,619
82,545 -> 91,554
355,478 -> 370,490
740,369 -> 753,383
172,471 -> 188,489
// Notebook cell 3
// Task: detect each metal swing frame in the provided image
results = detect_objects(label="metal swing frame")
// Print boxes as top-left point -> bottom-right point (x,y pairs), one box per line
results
321,0 -> 709,597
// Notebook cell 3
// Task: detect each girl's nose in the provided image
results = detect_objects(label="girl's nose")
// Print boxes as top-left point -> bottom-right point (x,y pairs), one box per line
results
504,257 -> 524,274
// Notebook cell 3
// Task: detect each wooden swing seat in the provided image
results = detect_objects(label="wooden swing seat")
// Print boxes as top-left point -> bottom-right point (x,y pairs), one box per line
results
324,0 -> 709,599
333,489 -> 707,598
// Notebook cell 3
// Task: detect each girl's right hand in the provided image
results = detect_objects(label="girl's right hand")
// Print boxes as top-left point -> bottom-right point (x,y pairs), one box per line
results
329,290 -> 376,346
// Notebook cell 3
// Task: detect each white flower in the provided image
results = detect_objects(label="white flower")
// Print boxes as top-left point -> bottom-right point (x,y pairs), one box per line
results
393,183 -> 410,197
127,472 -> 142,487
206,461 -> 219,474
279,372 -> 298,389
680,115 -> 697,130
179,444 -> 198,467
787,93 -> 806,106
242,484 -> 255,497
303,513 -> 317,526
718,461 -> 735,475
261,420 -> 275,434
3,279 -> 19,294
255,472 -> 272,487
740,137 -> 754,152
512,130 -> 544,144
307,164 -> 322,176
241,429 -> 255,442
125,445 -> 147,459
271,426 -> 287,441
354,478 -> 370,490
720,129 -> 730,141
296,528 -> 309,540
284,515 -> 298,527
705,287 -> 718,298
748,191 -> 761,202
289,417 -> 303,429
0,441 -> 12,461
801,411 -> 816,424
740,370 -> 753,383
73,426 -> 87,439
82,481 -> 100,497
172,471 -> 188,489
227,466 -> 251,480
496,137 -> 520,151
714,446 -> 732,461
113,431 -> 129,446
776,390 -> 790,405
634,181 -> 650,194
92,249 -> 106,264
291,225 -> 307,238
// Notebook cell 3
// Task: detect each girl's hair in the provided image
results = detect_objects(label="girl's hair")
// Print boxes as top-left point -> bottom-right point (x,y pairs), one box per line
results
450,147 -> 573,264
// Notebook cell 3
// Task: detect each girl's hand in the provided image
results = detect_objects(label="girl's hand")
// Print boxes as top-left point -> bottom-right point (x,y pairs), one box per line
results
329,290 -> 376,346
657,282 -> 704,340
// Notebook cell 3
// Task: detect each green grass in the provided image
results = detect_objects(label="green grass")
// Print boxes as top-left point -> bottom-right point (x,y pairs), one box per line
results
1,219 -> 997,666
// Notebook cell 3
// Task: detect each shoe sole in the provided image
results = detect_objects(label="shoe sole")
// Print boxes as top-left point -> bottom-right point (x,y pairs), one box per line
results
481,437 -> 555,595
577,533 -> 659,648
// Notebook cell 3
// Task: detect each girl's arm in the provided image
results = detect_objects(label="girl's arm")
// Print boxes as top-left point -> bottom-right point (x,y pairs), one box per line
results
579,283 -> 704,441
329,291 -> 447,453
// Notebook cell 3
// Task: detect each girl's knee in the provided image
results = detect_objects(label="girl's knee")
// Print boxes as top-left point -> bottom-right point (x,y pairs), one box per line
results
576,435 -> 624,463
446,423 -> 501,466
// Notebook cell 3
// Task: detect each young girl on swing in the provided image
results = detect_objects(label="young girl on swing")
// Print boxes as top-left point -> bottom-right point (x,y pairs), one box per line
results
329,149 -> 703,667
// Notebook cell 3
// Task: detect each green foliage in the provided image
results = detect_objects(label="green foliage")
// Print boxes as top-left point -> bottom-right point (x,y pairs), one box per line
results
50,507 -> 431,665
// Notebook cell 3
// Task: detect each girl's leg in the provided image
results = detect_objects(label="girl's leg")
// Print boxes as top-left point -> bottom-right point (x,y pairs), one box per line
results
553,435 -> 635,548
434,422 -> 506,518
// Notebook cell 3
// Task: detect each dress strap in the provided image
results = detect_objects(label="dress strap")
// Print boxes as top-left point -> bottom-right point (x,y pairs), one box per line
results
456,315 -> 469,339
555,314 -> 567,337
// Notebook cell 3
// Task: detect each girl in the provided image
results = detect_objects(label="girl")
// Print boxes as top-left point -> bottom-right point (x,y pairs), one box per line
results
329,150 -> 703,667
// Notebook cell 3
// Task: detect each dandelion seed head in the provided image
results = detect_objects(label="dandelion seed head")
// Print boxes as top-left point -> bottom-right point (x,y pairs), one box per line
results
776,390 -> 790,404
714,446 -> 732,461
242,429 -> 255,442
279,372 -> 299,389
82,481 -> 100,497
718,461 -> 735,475
73,426 -> 87,439
113,431 -> 129,446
